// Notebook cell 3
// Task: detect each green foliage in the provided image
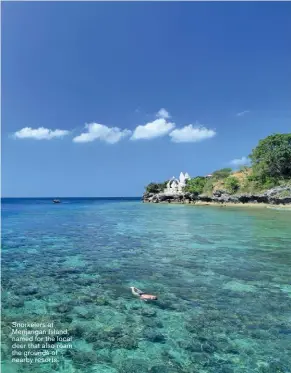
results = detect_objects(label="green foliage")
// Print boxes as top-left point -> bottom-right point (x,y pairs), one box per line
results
145,181 -> 167,194
250,133 -> 291,181
212,168 -> 232,179
145,133 -> 291,197
184,177 -> 207,194
202,178 -> 215,196
239,173 -> 278,193
239,165 -> 250,173
277,189 -> 291,198
224,176 -> 240,194
239,174 -> 258,193
260,177 -> 278,189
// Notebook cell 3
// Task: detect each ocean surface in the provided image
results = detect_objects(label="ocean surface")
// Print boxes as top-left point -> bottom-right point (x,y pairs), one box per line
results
1,198 -> 291,373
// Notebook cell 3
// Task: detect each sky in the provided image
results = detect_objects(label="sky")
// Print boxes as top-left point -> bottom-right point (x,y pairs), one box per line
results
2,2 -> 291,197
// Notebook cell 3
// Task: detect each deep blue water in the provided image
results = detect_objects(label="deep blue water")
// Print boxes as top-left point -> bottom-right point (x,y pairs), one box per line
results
1,198 -> 291,373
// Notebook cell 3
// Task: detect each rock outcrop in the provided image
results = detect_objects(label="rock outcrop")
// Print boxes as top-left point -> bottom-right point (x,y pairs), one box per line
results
142,186 -> 291,205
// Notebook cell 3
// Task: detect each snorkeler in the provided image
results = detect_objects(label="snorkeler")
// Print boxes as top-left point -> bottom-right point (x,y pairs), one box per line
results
130,287 -> 158,301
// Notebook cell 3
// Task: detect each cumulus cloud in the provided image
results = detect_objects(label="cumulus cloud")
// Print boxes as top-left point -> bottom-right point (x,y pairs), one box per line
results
73,123 -> 131,144
236,110 -> 250,117
14,127 -> 70,140
230,156 -> 250,167
169,124 -> 216,143
130,118 -> 175,140
156,108 -> 171,119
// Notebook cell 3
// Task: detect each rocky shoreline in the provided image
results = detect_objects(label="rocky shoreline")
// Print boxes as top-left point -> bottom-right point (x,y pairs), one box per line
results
142,186 -> 291,206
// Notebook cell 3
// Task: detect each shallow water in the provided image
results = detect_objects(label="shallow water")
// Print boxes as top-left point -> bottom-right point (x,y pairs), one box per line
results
1,198 -> 291,373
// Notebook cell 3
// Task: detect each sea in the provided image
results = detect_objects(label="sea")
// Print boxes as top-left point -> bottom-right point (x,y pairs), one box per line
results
1,198 -> 291,373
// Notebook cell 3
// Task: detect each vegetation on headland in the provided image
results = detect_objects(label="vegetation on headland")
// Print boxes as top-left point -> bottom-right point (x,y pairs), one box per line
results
145,133 -> 291,196
146,181 -> 168,194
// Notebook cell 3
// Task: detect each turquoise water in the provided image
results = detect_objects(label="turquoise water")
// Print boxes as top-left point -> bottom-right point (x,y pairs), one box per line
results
1,198 -> 291,373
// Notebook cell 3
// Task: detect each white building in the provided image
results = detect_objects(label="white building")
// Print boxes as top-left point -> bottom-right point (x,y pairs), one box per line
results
164,172 -> 191,194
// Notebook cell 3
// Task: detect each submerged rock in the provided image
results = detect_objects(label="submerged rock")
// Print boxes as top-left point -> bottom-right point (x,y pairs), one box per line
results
114,335 -> 138,350
179,339 -> 203,352
259,361 -> 290,373
154,299 -> 178,311
16,286 -> 38,296
10,298 -> 25,308
85,330 -> 101,344
95,296 -> 111,306
201,341 -> 217,353
69,324 -> 87,338
66,349 -> 98,368
94,350 -> 112,364
75,277 -> 95,286
105,326 -> 123,338
89,326 -> 138,350
93,339 -> 112,350
149,365 -> 181,373
76,310 -> 95,320
117,359 -> 149,373
59,315 -> 73,324
143,328 -> 166,343
142,317 -> 163,328
140,308 -> 157,317
54,302 -> 73,314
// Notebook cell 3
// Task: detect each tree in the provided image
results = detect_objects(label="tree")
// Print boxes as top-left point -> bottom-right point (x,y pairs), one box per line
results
145,182 -> 167,194
249,134 -> 291,181
224,176 -> 240,194
212,168 -> 232,179
184,177 -> 207,194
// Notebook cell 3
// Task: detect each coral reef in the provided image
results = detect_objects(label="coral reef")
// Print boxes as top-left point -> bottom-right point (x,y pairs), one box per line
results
2,198 -> 291,373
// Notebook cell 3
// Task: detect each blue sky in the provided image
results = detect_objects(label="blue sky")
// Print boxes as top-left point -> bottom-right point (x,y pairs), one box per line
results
2,2 -> 291,197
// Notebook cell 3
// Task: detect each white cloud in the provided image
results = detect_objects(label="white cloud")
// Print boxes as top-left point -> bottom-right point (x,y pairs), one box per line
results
169,124 -> 216,143
14,127 -> 70,140
156,108 -> 171,119
236,110 -> 250,117
230,156 -> 250,167
73,123 -> 131,144
130,118 -> 175,140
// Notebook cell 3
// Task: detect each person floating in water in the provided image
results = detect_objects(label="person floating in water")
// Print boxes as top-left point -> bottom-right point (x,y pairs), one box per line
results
130,287 -> 157,301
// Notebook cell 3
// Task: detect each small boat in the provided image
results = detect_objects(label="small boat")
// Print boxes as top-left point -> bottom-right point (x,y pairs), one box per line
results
53,199 -> 61,204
